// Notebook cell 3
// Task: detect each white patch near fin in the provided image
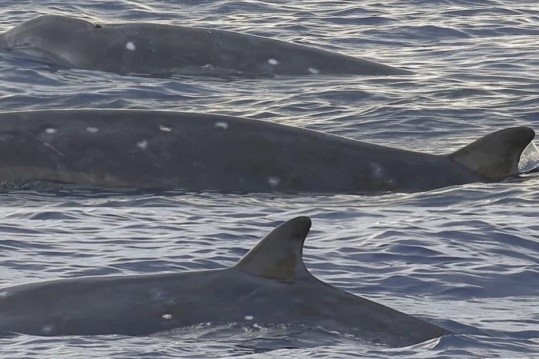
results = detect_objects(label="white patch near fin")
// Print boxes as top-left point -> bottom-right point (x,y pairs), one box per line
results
136,140 -> 148,150
162,313 -> 173,320
159,125 -> 172,132
244,315 -> 254,321
126,42 -> 136,51
215,122 -> 229,130
308,67 -> 320,74
268,58 -> 279,65
45,128 -> 57,134
86,127 -> 99,133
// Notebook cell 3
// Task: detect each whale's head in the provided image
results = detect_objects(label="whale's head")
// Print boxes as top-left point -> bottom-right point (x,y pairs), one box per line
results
0,15 -> 99,66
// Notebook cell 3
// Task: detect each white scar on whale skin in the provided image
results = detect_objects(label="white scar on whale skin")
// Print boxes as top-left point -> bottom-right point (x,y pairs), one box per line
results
214,122 -> 229,130
86,127 -> 99,133
41,142 -> 64,157
370,162 -> 383,178
25,130 -> 65,157
268,176 -> 280,187
370,162 -> 396,186
125,42 -> 136,51
159,125 -> 172,132
268,58 -> 279,65
136,140 -> 148,150
41,324 -> 54,334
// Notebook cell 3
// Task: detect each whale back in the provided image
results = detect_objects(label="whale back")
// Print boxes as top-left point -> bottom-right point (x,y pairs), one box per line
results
449,126 -> 535,181
0,15 -> 411,77
234,216 -> 312,281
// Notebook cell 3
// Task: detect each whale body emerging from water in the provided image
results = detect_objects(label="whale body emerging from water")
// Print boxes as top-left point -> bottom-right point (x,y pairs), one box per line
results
0,110 -> 535,193
0,15 -> 411,77
0,216 -> 449,346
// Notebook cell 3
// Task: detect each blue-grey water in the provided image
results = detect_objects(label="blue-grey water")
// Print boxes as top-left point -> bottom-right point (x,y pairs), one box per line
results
0,1 -> 538,358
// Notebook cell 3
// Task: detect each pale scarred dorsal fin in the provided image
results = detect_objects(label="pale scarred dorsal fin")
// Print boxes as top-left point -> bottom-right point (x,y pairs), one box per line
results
234,216 -> 312,281
449,127 -> 535,181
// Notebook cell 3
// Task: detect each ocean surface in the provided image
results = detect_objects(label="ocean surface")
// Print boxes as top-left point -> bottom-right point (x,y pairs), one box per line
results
0,1 -> 538,358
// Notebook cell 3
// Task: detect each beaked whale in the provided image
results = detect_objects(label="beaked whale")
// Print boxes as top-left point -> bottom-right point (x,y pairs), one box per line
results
0,217 -> 450,346
0,109 -> 535,194
0,14 -> 411,77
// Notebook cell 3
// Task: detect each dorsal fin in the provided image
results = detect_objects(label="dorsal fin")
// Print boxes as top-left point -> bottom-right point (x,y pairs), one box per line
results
234,217 -> 312,281
449,127 -> 535,181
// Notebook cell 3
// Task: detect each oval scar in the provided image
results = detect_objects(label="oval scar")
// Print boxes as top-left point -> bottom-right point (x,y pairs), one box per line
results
136,140 -> 148,150
214,122 -> 229,130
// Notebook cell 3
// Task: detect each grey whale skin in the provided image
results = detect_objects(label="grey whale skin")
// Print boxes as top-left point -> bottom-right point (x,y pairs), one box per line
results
0,110 -> 534,193
0,15 -> 410,77
0,217 -> 450,346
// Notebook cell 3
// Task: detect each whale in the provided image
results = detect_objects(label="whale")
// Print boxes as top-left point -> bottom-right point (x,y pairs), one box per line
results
0,15 -> 411,77
0,216 -> 450,346
0,110 -> 535,194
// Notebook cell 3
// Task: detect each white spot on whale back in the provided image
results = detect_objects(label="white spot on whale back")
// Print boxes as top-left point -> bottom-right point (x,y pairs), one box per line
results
41,324 -> 54,334
159,125 -> 172,132
370,162 -> 383,178
308,67 -> 320,74
214,122 -> 229,130
244,315 -> 254,321
45,128 -> 57,134
86,127 -> 99,133
150,289 -> 165,300
268,176 -> 280,187
268,58 -> 279,65
126,42 -> 136,51
136,140 -> 148,150
162,313 -> 173,320
369,162 -> 396,186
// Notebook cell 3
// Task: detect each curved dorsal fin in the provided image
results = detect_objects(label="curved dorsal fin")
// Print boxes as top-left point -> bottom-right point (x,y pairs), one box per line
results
449,127 -> 535,180
234,216 -> 312,281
